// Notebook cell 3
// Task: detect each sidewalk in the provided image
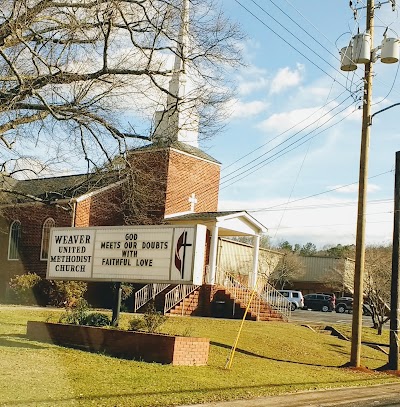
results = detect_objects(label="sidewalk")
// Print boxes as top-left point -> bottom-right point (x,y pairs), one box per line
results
179,382 -> 400,407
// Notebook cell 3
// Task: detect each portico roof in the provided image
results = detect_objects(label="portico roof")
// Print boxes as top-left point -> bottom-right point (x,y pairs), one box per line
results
165,210 -> 267,237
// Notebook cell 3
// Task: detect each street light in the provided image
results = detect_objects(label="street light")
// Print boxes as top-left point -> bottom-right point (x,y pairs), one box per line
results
339,0 -> 399,368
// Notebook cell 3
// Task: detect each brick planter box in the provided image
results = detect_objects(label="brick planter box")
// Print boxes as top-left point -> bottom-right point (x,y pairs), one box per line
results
26,321 -> 209,366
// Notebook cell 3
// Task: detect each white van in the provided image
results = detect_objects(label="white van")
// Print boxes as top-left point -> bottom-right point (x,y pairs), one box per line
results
278,290 -> 304,311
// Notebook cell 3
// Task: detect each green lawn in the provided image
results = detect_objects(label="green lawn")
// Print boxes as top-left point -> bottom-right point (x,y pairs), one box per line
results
0,305 -> 398,407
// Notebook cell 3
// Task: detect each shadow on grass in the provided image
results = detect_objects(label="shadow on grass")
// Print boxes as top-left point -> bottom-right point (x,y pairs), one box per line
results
0,334 -> 48,349
3,377 -> 397,406
210,341 -> 339,367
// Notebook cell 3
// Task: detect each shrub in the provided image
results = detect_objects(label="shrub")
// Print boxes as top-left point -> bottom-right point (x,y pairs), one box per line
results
128,303 -> 167,333
128,316 -> 146,331
58,300 -> 111,327
8,273 -> 41,305
143,303 -> 167,333
83,312 -> 111,327
48,280 -> 87,307
58,298 -> 89,325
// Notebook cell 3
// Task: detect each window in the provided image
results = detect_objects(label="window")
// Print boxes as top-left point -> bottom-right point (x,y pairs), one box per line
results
8,220 -> 21,260
41,218 -> 55,260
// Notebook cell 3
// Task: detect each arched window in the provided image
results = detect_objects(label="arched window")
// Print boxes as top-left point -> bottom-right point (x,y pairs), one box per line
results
41,218 -> 55,260
8,220 -> 21,260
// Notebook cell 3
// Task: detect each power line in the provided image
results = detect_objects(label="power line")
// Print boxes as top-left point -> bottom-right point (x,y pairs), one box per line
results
196,98 -> 357,200
254,198 -> 393,212
284,0 -> 400,101
246,0 -> 359,87
220,101 -> 356,189
268,219 -> 392,231
233,0 -> 352,92
254,0 -> 349,69
248,169 -> 393,213
220,96 -> 353,182
222,90 -> 350,172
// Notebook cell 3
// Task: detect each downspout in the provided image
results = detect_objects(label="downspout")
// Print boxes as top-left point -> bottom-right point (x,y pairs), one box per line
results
70,198 -> 77,227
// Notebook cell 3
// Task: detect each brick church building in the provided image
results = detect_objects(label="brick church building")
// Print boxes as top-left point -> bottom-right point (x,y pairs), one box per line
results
0,138 -> 274,318
0,0 -> 286,321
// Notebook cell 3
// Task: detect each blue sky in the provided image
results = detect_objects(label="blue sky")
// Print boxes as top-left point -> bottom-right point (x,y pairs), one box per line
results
205,0 -> 400,249
7,1 -> 397,250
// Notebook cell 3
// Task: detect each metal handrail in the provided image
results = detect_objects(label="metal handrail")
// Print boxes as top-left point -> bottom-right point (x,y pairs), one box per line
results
164,284 -> 200,314
217,270 -> 291,321
134,283 -> 170,312
259,282 -> 291,321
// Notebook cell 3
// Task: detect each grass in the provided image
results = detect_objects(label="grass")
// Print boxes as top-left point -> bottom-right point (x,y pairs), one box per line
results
0,305 -> 399,407
329,323 -> 390,345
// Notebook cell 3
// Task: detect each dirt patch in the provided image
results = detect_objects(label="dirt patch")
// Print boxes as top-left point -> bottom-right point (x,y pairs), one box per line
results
378,369 -> 400,376
340,362 -> 376,373
348,366 -> 376,373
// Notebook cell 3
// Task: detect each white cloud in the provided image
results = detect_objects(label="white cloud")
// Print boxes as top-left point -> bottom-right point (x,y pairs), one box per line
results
257,106 -> 334,134
238,78 -> 269,95
235,65 -> 270,96
327,183 -> 381,193
269,64 -> 304,95
227,99 -> 270,119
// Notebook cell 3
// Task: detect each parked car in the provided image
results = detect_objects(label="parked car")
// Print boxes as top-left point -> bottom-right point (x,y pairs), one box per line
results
278,290 -> 304,311
335,296 -> 373,315
317,292 -> 336,307
335,297 -> 354,313
303,293 -> 334,312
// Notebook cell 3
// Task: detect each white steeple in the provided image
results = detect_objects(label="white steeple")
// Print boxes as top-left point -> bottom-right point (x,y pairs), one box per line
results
152,0 -> 199,148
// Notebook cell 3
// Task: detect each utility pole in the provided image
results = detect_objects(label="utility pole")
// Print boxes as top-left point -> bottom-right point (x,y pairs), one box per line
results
389,151 -> 400,370
350,0 -> 374,368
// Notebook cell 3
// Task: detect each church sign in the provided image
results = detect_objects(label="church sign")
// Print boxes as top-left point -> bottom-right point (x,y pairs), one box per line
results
46,225 -> 206,284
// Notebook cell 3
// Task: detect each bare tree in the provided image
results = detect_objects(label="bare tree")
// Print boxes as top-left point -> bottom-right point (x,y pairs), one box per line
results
268,251 -> 305,290
229,234 -> 271,249
0,0 -> 243,180
321,260 -> 355,295
364,245 -> 392,335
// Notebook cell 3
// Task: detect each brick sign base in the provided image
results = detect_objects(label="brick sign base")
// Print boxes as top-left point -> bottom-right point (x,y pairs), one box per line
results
27,321 -> 209,366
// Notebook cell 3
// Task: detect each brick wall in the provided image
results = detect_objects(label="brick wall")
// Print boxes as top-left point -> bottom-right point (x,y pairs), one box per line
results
172,336 -> 210,366
127,146 -> 220,221
165,150 -> 220,215
27,321 -> 209,366
126,149 -> 169,224
0,204 -> 72,277
0,204 -> 72,300
75,185 -> 124,227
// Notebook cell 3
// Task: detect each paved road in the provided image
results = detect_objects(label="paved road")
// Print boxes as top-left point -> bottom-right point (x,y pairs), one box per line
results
179,383 -> 400,407
288,309 -> 378,327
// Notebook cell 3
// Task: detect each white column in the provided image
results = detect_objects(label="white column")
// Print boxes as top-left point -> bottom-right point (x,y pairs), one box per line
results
207,225 -> 219,285
250,235 -> 260,290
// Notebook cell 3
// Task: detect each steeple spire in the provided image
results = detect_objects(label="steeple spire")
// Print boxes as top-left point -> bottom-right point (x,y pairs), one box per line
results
152,0 -> 199,148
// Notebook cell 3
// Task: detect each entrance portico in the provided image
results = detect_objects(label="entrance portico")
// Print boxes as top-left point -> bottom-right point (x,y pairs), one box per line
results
165,211 -> 267,289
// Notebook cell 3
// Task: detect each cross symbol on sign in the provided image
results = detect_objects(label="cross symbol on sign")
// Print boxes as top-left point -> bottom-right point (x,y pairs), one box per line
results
174,231 -> 193,279
188,193 -> 197,211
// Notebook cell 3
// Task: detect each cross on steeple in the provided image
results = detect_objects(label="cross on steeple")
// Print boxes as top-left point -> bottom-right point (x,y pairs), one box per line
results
188,193 -> 197,212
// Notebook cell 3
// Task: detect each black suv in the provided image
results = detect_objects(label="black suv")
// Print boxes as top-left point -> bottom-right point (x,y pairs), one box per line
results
335,297 -> 372,315
303,293 -> 334,312
335,297 -> 353,313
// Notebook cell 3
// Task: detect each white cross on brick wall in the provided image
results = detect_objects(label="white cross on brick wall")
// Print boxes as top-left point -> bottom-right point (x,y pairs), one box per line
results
188,193 -> 197,212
